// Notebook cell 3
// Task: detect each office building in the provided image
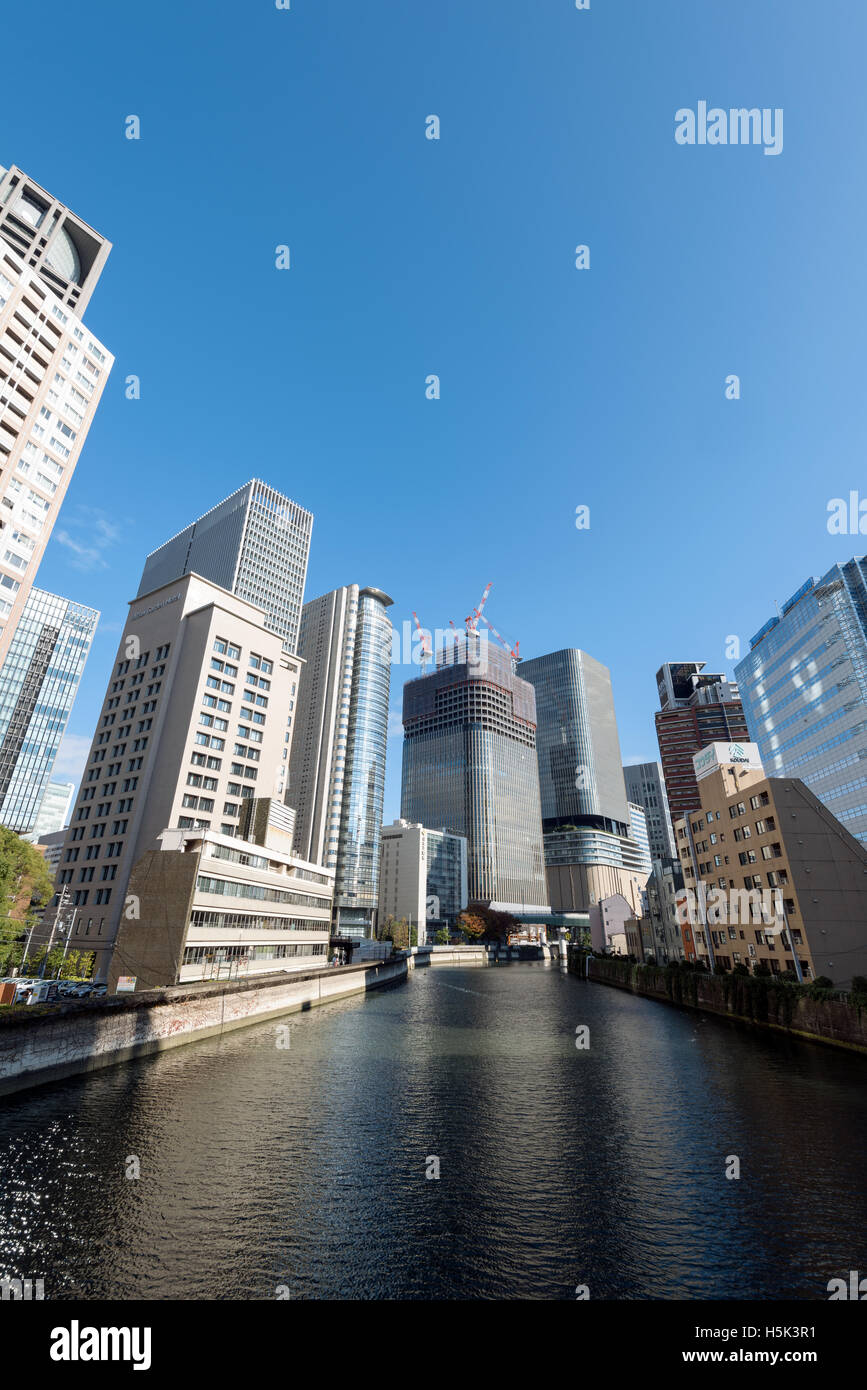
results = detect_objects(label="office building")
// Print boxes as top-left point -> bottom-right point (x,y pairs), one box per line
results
35,828 -> 65,876
673,741 -> 867,987
735,560 -> 867,846
0,587 -> 97,833
45,571 -> 313,979
627,801 -> 652,875
29,778 -> 75,840
520,648 -> 650,913
0,164 -> 112,670
137,479 -> 313,656
401,635 -> 549,913
654,661 -> 749,825
378,819 -> 468,943
108,800 -> 333,992
643,857 -> 685,963
623,760 -> 677,863
288,584 -> 393,938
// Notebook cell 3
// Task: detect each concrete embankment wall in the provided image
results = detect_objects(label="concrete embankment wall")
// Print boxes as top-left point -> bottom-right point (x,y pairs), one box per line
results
0,958 -> 406,1098
407,946 -> 491,967
571,951 -> 867,1055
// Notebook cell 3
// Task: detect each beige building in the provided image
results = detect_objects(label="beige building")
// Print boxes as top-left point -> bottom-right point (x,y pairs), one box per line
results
47,572 -> 304,980
108,809 -> 334,993
547,861 -> 647,919
674,744 -> 867,987
0,164 -> 112,670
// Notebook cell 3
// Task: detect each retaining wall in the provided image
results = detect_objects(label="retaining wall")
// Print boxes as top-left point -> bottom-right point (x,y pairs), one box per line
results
571,951 -> 867,1055
0,959 -> 406,1098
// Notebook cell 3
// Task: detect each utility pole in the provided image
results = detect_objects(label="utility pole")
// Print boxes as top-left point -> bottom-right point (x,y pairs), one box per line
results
54,909 -> 78,979
38,884 -> 70,979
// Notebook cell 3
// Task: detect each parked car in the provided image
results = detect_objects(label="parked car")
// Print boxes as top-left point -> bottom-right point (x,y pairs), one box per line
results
64,983 -> 93,998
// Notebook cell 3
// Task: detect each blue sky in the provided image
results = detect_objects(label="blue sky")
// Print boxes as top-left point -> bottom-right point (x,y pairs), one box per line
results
6,0 -> 867,821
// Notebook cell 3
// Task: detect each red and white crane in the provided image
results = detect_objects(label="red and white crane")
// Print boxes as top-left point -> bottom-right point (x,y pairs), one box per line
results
479,613 -> 520,662
466,582 -> 493,633
412,611 -> 432,673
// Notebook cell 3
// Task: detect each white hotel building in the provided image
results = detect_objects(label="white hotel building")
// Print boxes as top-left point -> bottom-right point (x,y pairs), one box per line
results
0,164 -> 112,671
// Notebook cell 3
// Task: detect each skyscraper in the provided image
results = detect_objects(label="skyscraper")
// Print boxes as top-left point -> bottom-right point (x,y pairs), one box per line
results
654,661 -> 749,826
735,559 -> 867,845
137,479 -> 313,656
288,584 -> 393,938
30,779 -> 75,840
401,636 -> 548,912
520,648 -> 648,912
46,571 -> 320,979
0,587 -> 97,833
623,760 -> 677,863
0,164 -> 112,670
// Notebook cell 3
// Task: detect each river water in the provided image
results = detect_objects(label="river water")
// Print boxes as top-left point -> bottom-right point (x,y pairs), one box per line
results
0,962 -> 865,1300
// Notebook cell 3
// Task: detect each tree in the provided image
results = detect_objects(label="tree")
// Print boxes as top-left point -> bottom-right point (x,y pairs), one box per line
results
456,906 -> 518,944
434,927 -> 450,945
0,826 -> 54,974
382,917 -> 415,950
457,911 -> 487,941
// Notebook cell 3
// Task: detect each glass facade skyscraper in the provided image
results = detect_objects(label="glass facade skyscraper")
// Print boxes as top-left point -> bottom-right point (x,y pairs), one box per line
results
289,584 -> 393,937
735,558 -> 867,845
335,588 -> 393,933
520,648 -> 651,912
623,761 -> 677,863
0,586 -> 97,833
520,648 -> 629,832
401,636 -> 548,911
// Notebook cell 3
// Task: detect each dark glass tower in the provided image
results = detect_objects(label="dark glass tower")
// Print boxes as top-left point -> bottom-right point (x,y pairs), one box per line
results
401,636 -> 548,911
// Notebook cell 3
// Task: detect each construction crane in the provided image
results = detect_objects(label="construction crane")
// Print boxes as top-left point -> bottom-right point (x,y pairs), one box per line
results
479,612 -> 520,662
466,582 -> 493,632
412,611 -> 432,673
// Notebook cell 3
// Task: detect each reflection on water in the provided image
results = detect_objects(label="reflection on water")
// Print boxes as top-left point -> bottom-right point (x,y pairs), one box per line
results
0,963 -> 865,1299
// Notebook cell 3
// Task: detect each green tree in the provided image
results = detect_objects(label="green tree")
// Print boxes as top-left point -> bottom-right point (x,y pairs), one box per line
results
0,826 -> 54,973
383,917 -> 414,950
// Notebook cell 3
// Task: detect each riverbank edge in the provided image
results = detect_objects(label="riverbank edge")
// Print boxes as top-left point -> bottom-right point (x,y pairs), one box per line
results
569,951 -> 867,1056
0,945 -> 492,1098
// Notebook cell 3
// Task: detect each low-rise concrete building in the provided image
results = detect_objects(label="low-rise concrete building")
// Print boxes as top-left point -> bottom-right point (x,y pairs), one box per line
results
589,893 -> 638,955
108,800 -> 333,992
